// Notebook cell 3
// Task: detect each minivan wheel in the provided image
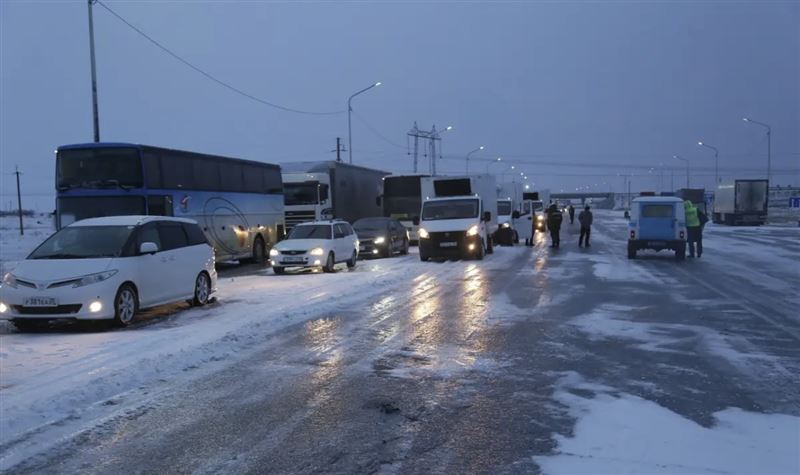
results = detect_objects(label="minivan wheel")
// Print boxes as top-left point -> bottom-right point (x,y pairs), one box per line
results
114,284 -> 138,327
486,236 -> 494,254
347,251 -> 357,268
323,252 -> 336,273
192,272 -> 211,306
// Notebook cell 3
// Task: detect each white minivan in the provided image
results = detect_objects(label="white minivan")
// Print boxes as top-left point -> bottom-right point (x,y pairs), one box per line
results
0,216 -> 217,329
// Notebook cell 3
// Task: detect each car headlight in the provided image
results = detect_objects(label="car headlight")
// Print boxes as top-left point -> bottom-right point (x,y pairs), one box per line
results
374,236 -> 386,244
73,270 -> 118,288
418,228 -> 429,239
466,225 -> 480,236
2,273 -> 18,289
502,222 -> 510,229
269,248 -> 279,257
537,215 -> 545,221
309,247 -> 325,256
0,302 -> 7,313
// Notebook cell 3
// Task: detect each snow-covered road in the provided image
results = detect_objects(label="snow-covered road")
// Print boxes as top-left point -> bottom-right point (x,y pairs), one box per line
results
1,211 -> 799,474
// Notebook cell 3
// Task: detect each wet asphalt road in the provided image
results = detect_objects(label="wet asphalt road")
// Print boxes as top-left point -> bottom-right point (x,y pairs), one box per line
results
11,217 -> 800,474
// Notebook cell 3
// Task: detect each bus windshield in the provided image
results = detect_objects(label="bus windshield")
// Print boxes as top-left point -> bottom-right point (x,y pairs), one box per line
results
422,199 -> 479,220
497,201 -> 512,216
57,148 -> 143,189
284,183 -> 319,205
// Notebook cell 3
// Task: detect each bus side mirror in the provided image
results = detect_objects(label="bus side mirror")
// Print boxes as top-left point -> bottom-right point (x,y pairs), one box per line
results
412,216 -> 420,226
512,211 -> 520,219
140,242 -> 159,254
483,211 -> 491,222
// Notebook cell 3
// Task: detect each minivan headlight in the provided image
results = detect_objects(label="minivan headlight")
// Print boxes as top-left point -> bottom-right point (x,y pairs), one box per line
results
466,225 -> 480,236
374,236 -> 386,244
2,273 -> 18,289
418,228 -> 429,239
502,222 -> 510,229
309,247 -> 325,256
537,215 -> 545,221
73,270 -> 118,288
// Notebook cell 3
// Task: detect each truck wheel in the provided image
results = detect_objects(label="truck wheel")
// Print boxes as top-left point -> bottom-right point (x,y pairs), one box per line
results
486,236 -> 494,254
476,241 -> 485,260
513,231 -> 519,245
627,246 -> 636,259
323,252 -> 336,273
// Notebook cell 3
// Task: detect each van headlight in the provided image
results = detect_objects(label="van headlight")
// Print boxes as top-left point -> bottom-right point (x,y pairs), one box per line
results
73,270 -> 118,288
418,228 -> 429,239
374,236 -> 386,245
502,222 -> 510,229
309,247 -> 325,256
269,248 -> 279,257
2,273 -> 18,289
466,225 -> 480,236
537,215 -> 544,221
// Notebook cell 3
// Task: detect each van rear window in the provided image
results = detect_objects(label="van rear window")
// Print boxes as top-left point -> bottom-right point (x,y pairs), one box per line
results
641,205 -> 674,218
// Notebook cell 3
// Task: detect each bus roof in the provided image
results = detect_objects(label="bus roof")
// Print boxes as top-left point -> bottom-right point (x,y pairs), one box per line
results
57,142 -> 280,170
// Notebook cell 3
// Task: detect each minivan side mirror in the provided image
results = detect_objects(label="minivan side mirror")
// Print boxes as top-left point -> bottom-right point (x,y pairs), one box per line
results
483,211 -> 492,222
512,210 -> 520,219
140,242 -> 159,254
412,216 -> 420,226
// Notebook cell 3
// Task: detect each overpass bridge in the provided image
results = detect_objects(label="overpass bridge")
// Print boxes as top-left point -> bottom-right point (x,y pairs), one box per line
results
550,192 -> 615,208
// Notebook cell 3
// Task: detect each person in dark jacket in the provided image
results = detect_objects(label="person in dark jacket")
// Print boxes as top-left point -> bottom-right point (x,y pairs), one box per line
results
546,204 -> 563,248
578,205 -> 593,247
568,205 -> 575,224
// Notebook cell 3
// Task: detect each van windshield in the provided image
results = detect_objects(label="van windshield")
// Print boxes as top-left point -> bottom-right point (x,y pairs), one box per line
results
29,226 -> 135,259
422,199 -> 479,220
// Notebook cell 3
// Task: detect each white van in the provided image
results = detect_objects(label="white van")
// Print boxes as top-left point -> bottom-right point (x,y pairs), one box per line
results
627,197 -> 687,260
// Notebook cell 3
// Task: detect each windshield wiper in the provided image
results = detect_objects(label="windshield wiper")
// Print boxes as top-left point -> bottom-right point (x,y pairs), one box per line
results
32,253 -> 85,260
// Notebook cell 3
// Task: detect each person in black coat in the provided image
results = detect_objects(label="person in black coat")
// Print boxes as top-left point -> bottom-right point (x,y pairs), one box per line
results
568,205 -> 575,224
546,204 -> 563,248
578,205 -> 593,248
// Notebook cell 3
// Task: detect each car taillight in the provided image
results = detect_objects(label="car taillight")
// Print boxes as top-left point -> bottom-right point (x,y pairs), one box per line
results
630,230 -> 635,239
679,230 -> 685,239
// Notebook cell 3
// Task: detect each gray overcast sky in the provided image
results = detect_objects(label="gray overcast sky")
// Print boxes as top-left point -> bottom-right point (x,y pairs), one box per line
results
1,0 -> 798,210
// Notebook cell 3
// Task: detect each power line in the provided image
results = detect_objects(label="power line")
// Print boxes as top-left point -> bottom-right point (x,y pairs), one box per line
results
95,0 -> 344,116
350,110 -> 407,150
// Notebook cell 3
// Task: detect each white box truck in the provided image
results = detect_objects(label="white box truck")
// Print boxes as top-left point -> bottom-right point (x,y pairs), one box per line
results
417,175 -> 498,260
713,180 -> 768,225
280,161 -> 389,233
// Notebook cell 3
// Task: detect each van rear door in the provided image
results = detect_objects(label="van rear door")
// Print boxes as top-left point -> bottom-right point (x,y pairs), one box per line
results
638,204 -> 675,240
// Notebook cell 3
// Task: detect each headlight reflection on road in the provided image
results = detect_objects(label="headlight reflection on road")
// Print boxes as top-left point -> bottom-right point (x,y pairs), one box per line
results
459,264 -> 489,357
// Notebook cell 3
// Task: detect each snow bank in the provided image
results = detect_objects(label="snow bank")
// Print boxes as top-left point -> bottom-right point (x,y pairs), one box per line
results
535,374 -> 800,475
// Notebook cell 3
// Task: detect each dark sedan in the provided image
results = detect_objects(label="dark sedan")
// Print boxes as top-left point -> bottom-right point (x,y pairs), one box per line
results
353,217 -> 410,258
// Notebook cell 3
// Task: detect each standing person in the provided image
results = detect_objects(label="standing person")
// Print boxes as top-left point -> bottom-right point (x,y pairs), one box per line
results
568,205 -> 575,224
695,206 -> 708,257
547,204 -> 563,248
578,205 -> 593,248
684,200 -> 701,258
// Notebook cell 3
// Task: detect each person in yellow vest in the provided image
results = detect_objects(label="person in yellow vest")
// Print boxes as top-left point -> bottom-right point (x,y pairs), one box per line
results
684,200 -> 703,258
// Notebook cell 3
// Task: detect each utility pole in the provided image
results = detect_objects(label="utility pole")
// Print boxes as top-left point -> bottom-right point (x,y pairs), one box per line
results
332,137 -> 346,162
87,0 -> 100,142
407,123 -> 444,175
14,166 -> 23,235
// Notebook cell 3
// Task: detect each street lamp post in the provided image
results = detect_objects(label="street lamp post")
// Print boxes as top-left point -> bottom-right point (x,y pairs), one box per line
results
465,146 -> 485,174
485,157 -> 502,173
743,118 -> 772,184
674,155 -> 689,188
347,81 -> 381,164
697,141 -> 719,187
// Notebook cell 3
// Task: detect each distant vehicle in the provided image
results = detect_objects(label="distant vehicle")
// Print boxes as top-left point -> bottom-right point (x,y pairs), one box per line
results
0,216 -> 217,330
627,197 -> 687,260
269,220 -> 358,274
382,174 -> 428,242
494,198 -> 518,245
280,161 -> 389,233
353,217 -> 410,258
54,143 -> 284,264
418,175 -> 497,261
713,180 -> 768,225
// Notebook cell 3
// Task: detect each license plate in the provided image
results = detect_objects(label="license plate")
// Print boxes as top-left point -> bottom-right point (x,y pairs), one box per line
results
359,246 -> 367,251
440,241 -> 457,248
24,297 -> 57,307
283,256 -> 304,263
648,241 -> 666,246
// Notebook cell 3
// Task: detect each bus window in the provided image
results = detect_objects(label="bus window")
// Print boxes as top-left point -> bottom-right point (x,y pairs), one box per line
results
220,162 -> 244,192
161,151 -> 194,189
193,158 -> 220,191
147,196 -> 174,216
142,150 -> 163,189
57,148 -> 143,189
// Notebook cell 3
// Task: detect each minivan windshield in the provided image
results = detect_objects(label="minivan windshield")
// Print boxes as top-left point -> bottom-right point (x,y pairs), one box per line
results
29,226 -> 135,259
422,199 -> 479,220
288,225 -> 332,240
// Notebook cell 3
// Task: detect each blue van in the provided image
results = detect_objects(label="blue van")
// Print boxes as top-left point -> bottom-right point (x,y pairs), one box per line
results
627,197 -> 687,260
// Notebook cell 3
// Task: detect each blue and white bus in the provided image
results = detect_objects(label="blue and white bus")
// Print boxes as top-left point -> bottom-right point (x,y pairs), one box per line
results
55,142 -> 284,263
